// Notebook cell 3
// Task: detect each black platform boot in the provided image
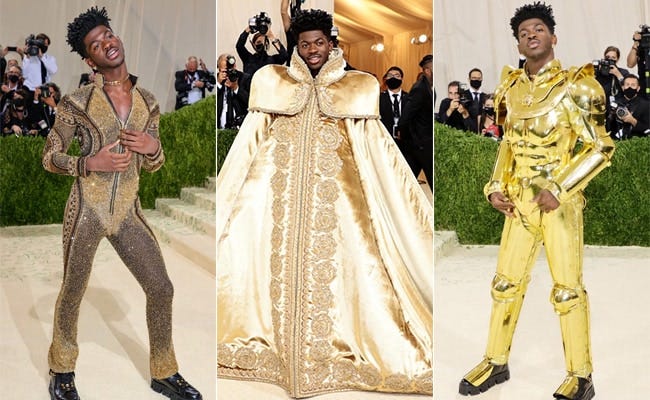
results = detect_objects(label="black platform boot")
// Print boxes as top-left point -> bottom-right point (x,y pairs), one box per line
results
49,370 -> 80,400
151,372 -> 202,400
553,374 -> 595,400
459,358 -> 510,395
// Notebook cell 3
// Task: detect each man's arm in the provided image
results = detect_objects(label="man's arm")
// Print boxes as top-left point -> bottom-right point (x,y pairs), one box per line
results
549,65 -> 615,203
42,95 -> 88,176
235,29 -> 252,65
174,71 -> 191,92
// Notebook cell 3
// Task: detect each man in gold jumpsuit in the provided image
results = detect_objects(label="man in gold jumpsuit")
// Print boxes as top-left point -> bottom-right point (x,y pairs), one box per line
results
44,7 -> 201,400
458,3 -> 615,400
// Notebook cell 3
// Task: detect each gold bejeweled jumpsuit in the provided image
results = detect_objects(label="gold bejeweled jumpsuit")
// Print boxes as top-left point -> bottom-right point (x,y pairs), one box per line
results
464,60 -> 615,395
43,75 -> 179,380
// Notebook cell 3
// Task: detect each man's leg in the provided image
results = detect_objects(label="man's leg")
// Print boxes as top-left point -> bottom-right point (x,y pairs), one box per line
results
460,211 -> 542,395
48,202 -> 105,400
108,207 -> 202,399
107,210 -> 178,380
543,194 -> 595,400
49,208 -> 104,373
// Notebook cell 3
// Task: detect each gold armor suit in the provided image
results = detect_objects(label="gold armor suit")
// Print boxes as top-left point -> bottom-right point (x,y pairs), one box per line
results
43,75 -> 179,379
217,49 -> 433,397
464,59 -> 615,395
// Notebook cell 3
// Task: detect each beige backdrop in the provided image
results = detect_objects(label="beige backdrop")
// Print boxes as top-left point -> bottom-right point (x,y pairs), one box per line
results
434,0 -> 650,111
1,0 -> 216,113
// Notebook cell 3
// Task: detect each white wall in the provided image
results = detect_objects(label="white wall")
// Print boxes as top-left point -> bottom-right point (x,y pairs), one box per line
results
1,0 -> 216,113
434,0 -> 650,111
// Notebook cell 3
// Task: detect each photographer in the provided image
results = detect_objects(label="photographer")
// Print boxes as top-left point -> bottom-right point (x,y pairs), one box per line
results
627,25 -> 649,99
20,33 -> 58,93
607,75 -> 650,140
1,64 -> 24,113
174,56 -> 216,110
595,46 -> 630,107
26,82 -> 60,137
437,80 -> 477,132
1,95 -> 35,137
217,53 -> 251,129
236,12 -> 288,76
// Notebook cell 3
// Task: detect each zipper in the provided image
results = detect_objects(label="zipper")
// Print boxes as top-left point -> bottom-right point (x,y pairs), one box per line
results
102,83 -> 133,215
108,120 -> 125,215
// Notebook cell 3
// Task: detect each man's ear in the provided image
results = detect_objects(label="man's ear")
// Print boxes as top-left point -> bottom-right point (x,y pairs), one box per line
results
85,58 -> 96,69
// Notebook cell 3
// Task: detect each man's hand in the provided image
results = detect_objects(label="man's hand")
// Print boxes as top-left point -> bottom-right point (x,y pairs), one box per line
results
489,192 -> 516,218
224,78 -> 239,91
531,189 -> 560,213
457,103 -> 470,119
194,80 -> 205,89
86,141 -> 132,172
120,129 -> 160,156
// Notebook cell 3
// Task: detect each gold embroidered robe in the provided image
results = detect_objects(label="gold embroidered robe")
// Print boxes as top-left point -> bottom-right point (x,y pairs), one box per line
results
217,49 -> 433,398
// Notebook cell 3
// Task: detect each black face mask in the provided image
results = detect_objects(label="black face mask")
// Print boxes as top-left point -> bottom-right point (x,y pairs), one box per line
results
8,74 -> 19,83
470,79 -> 482,90
41,45 -> 48,54
623,87 -> 638,99
386,77 -> 402,90
254,44 -> 265,53
483,107 -> 495,116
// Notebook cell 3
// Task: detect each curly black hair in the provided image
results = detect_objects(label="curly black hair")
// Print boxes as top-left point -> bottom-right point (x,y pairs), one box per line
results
510,2 -> 555,39
290,9 -> 333,41
66,6 -> 112,58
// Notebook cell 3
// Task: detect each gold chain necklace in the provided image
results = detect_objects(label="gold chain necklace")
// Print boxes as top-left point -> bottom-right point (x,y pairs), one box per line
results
104,74 -> 130,86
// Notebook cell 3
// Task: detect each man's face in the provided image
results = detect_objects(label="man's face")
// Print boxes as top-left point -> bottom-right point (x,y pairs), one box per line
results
186,58 -> 198,73
516,18 -> 556,61
423,62 -> 433,82
448,85 -> 459,100
622,78 -> 639,92
7,66 -> 21,81
297,30 -> 333,75
253,35 -> 266,47
469,71 -> 482,83
604,51 -> 618,63
83,25 -> 125,70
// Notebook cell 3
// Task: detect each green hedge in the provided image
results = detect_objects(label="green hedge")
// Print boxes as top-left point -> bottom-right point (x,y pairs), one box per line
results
0,96 -> 216,226
434,123 -> 650,246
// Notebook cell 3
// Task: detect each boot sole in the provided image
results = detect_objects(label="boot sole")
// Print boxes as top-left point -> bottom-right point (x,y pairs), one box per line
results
151,380 -> 184,400
554,383 -> 595,400
459,368 -> 510,395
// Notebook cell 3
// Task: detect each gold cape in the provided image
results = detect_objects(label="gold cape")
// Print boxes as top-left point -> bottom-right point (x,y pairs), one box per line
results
216,49 -> 433,397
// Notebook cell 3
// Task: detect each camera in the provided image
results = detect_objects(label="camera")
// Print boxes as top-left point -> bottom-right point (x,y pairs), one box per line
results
199,76 -> 215,92
593,59 -> 615,76
25,34 -> 45,57
458,84 -> 473,108
225,55 -> 241,83
39,85 -> 51,98
615,106 -> 629,120
249,11 -> 271,34
639,24 -> 650,49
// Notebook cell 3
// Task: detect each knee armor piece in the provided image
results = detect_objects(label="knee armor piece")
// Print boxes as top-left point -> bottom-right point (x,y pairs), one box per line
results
491,274 -> 526,303
550,284 -> 586,315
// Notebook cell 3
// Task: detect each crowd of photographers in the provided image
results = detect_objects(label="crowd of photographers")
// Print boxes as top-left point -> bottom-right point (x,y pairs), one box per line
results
1,33 -> 61,137
437,26 -> 650,141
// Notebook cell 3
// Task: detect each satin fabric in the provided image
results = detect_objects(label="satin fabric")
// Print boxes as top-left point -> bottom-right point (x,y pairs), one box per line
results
217,49 -> 432,398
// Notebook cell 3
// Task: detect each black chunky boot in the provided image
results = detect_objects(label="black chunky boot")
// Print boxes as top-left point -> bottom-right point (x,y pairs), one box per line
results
49,370 -> 80,400
553,374 -> 595,400
151,372 -> 202,400
459,358 -> 510,395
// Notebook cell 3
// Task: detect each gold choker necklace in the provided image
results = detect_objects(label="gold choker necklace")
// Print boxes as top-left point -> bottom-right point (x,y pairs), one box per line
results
104,74 -> 129,86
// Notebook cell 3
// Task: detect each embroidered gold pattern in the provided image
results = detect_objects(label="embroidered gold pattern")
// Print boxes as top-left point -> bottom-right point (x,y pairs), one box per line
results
217,48 -> 431,397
